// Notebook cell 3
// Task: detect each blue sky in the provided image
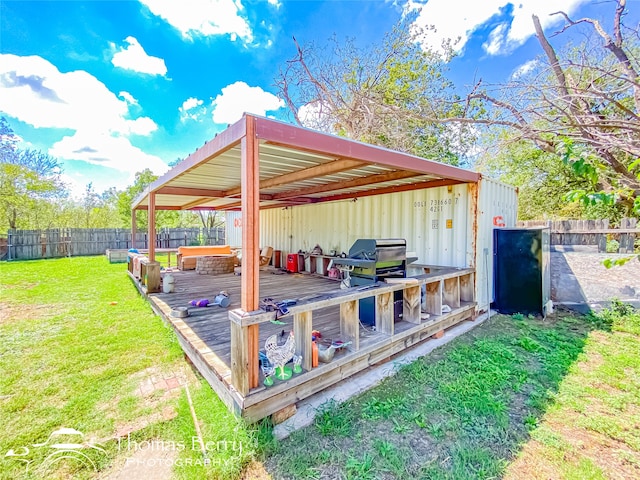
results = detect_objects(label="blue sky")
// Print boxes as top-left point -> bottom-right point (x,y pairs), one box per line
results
1,0 -> 636,197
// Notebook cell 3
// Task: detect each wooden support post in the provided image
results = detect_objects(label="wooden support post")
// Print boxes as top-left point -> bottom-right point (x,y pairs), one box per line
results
131,209 -> 137,249
403,285 -> 421,324
148,192 -> 156,262
340,300 -> 359,351
460,273 -> 475,303
240,115 -> 260,390
425,281 -> 442,316
294,311 -> 313,372
248,324 -> 259,388
375,292 -> 394,335
230,320 -> 250,396
444,277 -> 460,309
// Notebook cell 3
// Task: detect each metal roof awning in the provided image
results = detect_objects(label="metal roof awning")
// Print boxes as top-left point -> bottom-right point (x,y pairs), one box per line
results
132,114 -> 480,211
131,113 -> 482,394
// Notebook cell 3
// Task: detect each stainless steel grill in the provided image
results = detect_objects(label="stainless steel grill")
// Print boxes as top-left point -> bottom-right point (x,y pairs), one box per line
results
333,238 -> 407,280
333,238 -> 408,325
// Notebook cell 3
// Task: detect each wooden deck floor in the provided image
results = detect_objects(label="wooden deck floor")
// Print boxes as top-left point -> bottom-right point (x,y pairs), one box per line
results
134,265 -> 477,421
150,269 -> 362,368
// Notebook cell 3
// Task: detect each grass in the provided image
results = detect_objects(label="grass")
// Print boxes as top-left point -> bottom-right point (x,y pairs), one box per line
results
261,305 -> 640,479
0,256 -> 258,479
1,256 -> 639,479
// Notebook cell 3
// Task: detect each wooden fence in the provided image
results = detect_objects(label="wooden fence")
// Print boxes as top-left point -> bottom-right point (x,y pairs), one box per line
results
4,227 -> 225,261
516,218 -> 638,253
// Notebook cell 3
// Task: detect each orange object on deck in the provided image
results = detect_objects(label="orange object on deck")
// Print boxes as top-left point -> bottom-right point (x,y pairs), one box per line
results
312,341 -> 318,368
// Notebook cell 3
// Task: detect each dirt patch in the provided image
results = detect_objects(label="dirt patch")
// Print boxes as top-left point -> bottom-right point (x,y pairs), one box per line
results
504,420 -> 640,480
99,364 -> 199,439
502,440 -> 563,480
241,460 -> 273,480
0,301 -> 57,325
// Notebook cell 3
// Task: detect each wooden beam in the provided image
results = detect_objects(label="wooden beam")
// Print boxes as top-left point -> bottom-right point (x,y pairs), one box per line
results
136,205 -> 184,211
272,170 -> 420,201
294,311 -> 313,372
375,292 -> 394,335
340,300 -> 360,352
316,178 -> 466,203
181,197 -> 220,210
223,158 -> 367,196
230,321 -> 250,395
403,285 -> 421,324
425,280 -> 442,316
148,192 -> 156,262
241,115 -> 260,390
131,209 -> 137,249
460,273 -> 475,302
444,277 -> 461,309
156,186 -> 226,197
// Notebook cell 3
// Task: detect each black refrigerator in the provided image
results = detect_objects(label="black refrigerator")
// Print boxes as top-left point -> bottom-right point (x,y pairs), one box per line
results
493,227 -> 551,316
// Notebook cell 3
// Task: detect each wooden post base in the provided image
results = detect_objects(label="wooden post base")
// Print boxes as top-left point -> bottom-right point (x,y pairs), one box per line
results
272,404 -> 297,424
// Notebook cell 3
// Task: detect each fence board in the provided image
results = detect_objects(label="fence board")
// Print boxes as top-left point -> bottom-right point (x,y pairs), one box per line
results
5,227 -> 226,260
517,218 -> 637,253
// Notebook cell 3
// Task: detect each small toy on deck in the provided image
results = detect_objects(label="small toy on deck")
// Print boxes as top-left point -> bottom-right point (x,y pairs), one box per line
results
265,331 -> 296,381
188,291 -> 230,308
189,299 -> 210,307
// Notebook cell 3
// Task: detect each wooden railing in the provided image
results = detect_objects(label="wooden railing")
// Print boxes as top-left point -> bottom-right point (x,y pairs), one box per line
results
228,267 -> 475,396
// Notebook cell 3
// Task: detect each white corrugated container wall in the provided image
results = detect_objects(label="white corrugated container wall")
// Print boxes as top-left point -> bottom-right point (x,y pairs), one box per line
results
228,177 -> 517,311
261,183 -> 472,267
225,211 -> 243,247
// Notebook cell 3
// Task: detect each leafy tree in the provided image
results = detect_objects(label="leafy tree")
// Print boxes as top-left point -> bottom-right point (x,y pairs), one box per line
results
117,169 -> 188,229
0,117 -> 67,230
478,138 -> 625,221
275,20 -> 476,165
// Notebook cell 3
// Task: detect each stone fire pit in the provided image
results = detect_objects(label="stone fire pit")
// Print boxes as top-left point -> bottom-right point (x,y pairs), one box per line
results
195,254 -> 236,275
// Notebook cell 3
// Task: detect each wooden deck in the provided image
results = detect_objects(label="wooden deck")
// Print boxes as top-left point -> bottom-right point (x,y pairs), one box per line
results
131,266 -> 477,422
153,270 -> 354,367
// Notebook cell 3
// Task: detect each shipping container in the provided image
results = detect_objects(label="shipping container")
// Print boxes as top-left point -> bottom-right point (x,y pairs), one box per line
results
227,176 -> 517,311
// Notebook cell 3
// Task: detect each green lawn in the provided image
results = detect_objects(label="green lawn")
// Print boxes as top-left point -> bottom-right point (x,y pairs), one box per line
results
1,256 -> 638,479
261,305 -> 640,479
0,256 -> 258,480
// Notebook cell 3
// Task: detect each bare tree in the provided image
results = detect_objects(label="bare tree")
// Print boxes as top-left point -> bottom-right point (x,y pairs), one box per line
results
275,22 -> 477,165
444,0 -> 640,210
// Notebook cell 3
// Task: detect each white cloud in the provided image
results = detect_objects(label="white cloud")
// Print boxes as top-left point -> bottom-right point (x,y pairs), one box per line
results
406,0 -> 589,56
119,91 -> 138,105
126,117 -> 158,136
211,81 -> 284,125
267,0 -> 281,7
60,173 -> 88,199
0,54 -> 167,175
511,59 -> 540,80
298,100 -> 334,131
483,24 -> 507,56
179,97 -> 206,122
50,131 -> 166,174
139,0 -> 253,42
111,36 -> 167,75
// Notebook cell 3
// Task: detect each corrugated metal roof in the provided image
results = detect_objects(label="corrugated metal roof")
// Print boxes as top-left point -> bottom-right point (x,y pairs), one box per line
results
133,115 -> 480,211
